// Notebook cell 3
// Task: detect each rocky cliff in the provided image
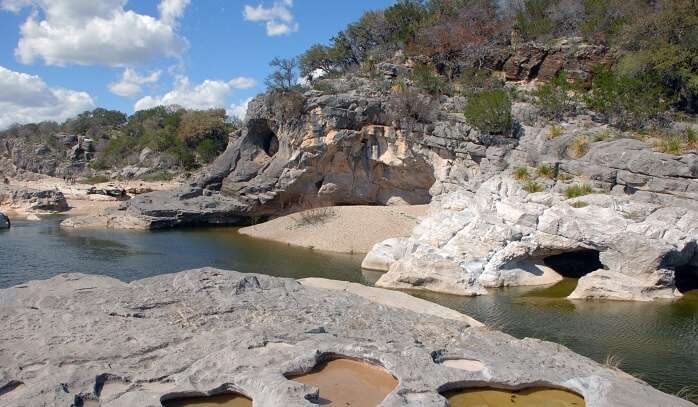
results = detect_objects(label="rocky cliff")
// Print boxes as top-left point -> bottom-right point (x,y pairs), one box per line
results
0,269 -> 691,406
104,79 -> 517,229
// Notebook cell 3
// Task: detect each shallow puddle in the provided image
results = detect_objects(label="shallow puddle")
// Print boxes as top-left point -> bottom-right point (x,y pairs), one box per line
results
161,393 -> 252,407
287,358 -> 398,406
444,387 -> 585,407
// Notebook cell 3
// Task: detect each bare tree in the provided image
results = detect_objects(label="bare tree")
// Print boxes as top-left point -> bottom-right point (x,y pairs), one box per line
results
265,57 -> 298,91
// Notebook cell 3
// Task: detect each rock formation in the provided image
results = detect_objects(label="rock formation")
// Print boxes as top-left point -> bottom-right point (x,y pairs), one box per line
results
365,175 -> 697,301
0,211 -> 9,229
0,268 -> 691,406
91,83 -> 516,229
0,185 -> 69,214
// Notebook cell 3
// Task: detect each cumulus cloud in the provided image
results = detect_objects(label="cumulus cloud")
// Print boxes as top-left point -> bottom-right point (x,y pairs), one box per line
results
108,68 -> 162,97
227,97 -> 253,120
243,0 -> 298,36
0,65 -> 95,129
5,0 -> 189,66
134,76 -> 257,111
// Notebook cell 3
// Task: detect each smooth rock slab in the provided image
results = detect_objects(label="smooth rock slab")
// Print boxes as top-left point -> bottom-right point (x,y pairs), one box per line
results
0,269 -> 693,407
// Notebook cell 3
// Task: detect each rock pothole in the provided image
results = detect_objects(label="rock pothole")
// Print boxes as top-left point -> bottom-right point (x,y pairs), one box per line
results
442,386 -> 585,407
161,392 -> 252,407
286,356 -> 398,406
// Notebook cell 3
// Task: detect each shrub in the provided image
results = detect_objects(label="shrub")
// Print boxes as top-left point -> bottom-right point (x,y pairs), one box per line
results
584,67 -> 668,130
82,175 -> 109,185
548,125 -> 564,139
565,184 -> 593,199
537,164 -> 556,179
464,89 -> 513,135
513,166 -> 530,181
140,170 -> 175,182
523,180 -> 544,193
685,128 -> 697,149
532,71 -> 577,120
196,138 -> 226,163
655,135 -> 685,155
311,81 -> 336,93
411,63 -> 450,95
568,135 -> 590,158
294,206 -> 337,226
387,88 -> 438,126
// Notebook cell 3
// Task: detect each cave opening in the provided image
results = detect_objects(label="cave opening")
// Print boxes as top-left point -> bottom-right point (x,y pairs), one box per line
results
248,119 -> 279,157
674,264 -> 698,293
543,250 -> 603,278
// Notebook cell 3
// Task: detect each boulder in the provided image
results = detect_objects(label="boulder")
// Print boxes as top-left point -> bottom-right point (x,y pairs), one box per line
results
0,185 -> 69,213
0,269 -> 691,406
0,211 -> 9,229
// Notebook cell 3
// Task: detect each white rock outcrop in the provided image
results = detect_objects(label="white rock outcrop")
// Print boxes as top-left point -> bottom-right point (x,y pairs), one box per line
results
366,176 -> 698,301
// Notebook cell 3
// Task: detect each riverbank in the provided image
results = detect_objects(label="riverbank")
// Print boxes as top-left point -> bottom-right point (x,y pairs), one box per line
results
239,205 -> 429,254
0,175 -> 181,220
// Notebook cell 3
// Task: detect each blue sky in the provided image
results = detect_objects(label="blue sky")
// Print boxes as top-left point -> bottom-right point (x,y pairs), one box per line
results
0,0 -> 394,128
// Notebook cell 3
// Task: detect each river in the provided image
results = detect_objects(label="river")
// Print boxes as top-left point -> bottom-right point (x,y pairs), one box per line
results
1,216 -> 696,401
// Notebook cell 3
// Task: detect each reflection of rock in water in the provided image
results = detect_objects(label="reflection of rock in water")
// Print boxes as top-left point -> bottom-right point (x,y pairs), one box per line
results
444,387 -> 585,407
287,358 -> 398,406
161,393 -> 252,407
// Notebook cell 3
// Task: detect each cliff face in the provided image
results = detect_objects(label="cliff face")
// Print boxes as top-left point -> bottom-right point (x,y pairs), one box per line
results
115,80 -> 518,228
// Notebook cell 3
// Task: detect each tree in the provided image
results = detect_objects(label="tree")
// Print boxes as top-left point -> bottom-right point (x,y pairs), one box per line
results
384,0 -> 427,44
265,57 -> 298,91
299,44 -> 334,77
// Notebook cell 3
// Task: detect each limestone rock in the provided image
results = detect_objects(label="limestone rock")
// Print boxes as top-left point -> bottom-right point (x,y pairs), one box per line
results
0,269 -> 691,406
369,175 -> 696,301
0,185 -> 69,213
115,86 -> 518,229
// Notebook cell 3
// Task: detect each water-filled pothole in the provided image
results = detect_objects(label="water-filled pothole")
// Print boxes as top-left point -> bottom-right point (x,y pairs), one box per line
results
161,393 -> 252,407
443,387 -> 585,407
286,357 -> 398,406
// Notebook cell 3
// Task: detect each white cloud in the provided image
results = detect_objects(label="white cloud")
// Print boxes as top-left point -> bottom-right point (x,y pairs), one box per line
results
228,97 -> 253,120
243,0 -> 298,36
159,0 -> 189,26
134,76 -> 257,111
108,68 -> 162,97
0,65 -> 95,129
6,0 -> 189,66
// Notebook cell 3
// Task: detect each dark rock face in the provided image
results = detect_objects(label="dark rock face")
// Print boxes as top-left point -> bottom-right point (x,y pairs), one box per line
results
0,212 -> 9,229
503,38 -> 610,82
0,269 -> 692,406
119,87 -> 519,228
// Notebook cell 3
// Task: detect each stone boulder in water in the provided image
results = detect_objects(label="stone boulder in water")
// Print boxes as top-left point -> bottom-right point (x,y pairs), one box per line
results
0,212 -> 9,229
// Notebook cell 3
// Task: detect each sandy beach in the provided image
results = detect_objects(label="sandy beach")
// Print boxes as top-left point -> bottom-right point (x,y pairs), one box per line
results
239,205 -> 428,254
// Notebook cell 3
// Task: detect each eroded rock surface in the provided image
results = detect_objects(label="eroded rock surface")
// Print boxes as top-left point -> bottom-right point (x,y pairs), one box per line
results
368,176 -> 698,301
108,86 -> 516,229
0,269 -> 691,406
0,185 -> 69,214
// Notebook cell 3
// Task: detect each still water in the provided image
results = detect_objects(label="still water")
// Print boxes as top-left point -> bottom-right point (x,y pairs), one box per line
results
1,216 -> 696,401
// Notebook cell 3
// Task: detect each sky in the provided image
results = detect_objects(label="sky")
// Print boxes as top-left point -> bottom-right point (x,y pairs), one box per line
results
0,0 -> 394,129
